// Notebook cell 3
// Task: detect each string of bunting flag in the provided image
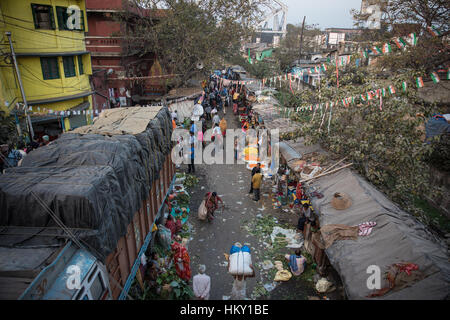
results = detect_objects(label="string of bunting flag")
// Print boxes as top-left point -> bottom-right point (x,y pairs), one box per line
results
257,24 -> 446,89
22,103 -> 165,117
284,67 -> 449,118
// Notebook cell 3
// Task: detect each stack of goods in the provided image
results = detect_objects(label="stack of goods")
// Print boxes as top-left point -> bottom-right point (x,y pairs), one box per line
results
228,243 -> 253,276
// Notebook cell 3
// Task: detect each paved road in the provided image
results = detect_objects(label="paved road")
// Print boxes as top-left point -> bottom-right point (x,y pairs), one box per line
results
184,106 -> 318,300
184,107 -> 263,300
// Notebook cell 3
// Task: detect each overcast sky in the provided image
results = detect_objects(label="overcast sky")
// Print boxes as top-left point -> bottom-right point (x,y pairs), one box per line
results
280,0 -> 362,29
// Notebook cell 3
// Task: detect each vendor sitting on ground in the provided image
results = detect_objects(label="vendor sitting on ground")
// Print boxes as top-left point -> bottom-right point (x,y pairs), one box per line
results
301,202 -> 316,227
144,261 -> 159,288
297,211 -> 307,233
285,249 -> 307,276
165,214 -> 182,239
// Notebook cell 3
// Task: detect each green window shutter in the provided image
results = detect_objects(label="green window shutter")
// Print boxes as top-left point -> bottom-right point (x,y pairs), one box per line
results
49,6 -> 56,30
31,4 -> 39,29
40,57 -> 49,79
30,4 -> 55,30
56,6 -> 67,30
78,10 -> 85,31
78,55 -> 84,75
63,56 -> 76,78
41,57 -> 60,80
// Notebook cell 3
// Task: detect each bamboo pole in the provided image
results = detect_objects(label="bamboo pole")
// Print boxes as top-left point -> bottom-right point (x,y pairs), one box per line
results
323,157 -> 348,174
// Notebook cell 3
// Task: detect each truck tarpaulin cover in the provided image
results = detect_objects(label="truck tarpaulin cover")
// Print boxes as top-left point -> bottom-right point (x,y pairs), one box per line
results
0,107 -> 173,261
283,139 -> 450,299
308,168 -> 450,300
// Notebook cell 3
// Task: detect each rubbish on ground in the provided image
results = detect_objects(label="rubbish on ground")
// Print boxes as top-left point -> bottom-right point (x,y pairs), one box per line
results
263,282 -> 277,292
222,296 -> 230,300
270,227 -> 304,248
300,165 -> 322,180
308,296 -> 321,300
316,278 -> 333,293
261,260 -> 274,270
300,163 -> 353,183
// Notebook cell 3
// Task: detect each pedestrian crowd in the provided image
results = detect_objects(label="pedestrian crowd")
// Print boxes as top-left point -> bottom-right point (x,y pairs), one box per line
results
0,134 -> 54,174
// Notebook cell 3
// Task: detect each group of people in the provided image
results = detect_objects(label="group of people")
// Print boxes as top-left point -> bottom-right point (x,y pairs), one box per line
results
0,135 -> 51,173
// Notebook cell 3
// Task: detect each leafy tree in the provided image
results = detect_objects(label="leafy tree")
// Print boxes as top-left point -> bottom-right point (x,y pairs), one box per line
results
352,0 -> 449,72
118,0 -> 266,87
272,23 -> 322,73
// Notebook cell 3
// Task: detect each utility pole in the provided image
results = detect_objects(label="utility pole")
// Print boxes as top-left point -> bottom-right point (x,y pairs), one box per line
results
299,16 -> 306,61
6,31 -> 34,139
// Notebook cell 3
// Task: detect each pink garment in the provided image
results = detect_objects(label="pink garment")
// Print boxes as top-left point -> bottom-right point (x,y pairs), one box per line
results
285,254 -> 306,276
358,221 -> 377,236
193,273 -> 211,300
198,131 -> 204,142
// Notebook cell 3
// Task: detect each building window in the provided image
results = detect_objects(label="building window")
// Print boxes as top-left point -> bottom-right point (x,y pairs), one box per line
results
78,55 -> 84,75
40,57 -> 60,80
56,6 -> 85,31
63,56 -> 76,78
31,4 -> 56,30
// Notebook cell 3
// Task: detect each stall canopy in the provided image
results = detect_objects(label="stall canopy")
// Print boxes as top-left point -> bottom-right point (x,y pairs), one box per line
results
285,139 -> 450,299
0,107 -> 173,261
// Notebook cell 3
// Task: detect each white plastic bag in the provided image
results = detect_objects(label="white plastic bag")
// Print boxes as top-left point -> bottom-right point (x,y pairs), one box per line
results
229,251 -> 253,276
198,200 -> 207,221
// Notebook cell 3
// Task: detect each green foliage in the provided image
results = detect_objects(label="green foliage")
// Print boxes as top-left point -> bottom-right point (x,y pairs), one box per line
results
119,0 -> 265,87
282,60 -> 449,233
183,174 -> 199,189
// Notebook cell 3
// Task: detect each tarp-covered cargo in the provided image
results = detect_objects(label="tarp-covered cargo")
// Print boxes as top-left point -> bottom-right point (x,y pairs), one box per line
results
284,139 -> 450,299
0,107 -> 173,262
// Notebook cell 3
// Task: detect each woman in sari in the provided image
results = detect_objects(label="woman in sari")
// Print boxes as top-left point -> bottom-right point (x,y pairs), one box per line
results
204,192 -> 223,223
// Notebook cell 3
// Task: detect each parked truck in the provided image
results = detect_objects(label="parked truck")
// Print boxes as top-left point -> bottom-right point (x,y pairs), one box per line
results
0,106 -> 175,300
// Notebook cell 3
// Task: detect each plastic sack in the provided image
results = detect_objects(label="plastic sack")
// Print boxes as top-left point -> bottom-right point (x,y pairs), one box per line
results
157,224 -> 172,250
198,200 -> 207,221
229,251 -> 253,276
274,270 -> 292,282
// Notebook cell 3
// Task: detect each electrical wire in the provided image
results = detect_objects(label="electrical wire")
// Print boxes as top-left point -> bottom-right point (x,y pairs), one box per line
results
19,63 -> 92,92
0,17 -> 87,42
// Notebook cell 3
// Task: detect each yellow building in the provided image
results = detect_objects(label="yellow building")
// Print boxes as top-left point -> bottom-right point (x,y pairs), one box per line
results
0,0 -> 93,137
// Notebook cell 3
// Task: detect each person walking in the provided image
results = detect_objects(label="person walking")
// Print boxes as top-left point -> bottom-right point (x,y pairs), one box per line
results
231,265 -> 255,300
212,113 -> 221,127
193,265 -> 211,300
204,103 -> 212,121
248,163 -> 261,194
212,123 -> 222,155
251,168 -> 263,202
188,132 -> 195,174
204,192 -> 223,223
219,117 -> 227,137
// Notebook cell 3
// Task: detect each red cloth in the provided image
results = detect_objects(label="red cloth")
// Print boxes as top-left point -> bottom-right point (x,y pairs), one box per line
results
166,219 -> 177,239
205,192 -> 222,213
171,242 -> 191,281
